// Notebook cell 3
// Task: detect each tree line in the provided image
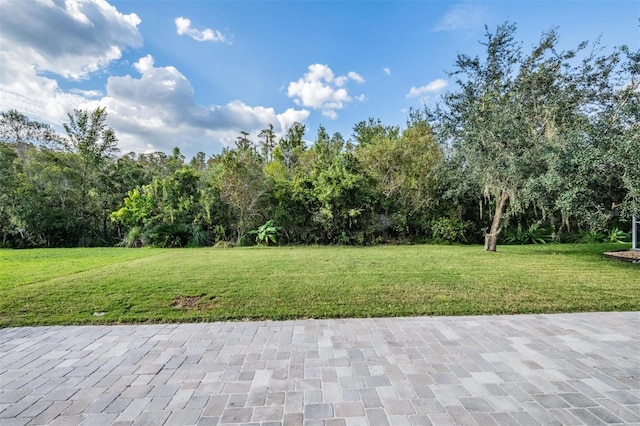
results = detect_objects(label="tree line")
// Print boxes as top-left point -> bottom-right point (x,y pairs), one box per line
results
1,24 -> 638,251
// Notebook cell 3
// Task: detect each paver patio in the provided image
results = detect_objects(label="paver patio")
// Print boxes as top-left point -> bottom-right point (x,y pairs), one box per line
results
1,312 -> 639,425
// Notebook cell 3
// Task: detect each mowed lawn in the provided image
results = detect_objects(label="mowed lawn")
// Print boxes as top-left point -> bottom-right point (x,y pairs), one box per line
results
1,244 -> 638,327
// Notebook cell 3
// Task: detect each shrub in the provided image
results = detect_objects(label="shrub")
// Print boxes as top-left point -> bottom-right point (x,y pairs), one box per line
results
608,228 -> 627,243
116,226 -> 145,248
144,223 -> 191,248
574,230 -> 606,243
250,220 -> 281,246
431,217 -> 471,243
504,224 -> 552,245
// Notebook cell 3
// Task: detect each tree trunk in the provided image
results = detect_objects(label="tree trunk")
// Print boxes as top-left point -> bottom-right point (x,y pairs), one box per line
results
484,189 -> 509,252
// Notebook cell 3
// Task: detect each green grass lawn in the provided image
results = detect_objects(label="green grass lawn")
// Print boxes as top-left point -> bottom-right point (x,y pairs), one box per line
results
1,244 -> 638,327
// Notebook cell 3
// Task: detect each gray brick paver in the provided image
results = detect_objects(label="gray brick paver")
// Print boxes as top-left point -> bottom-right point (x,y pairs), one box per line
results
458,396 -> 494,412
14,399 -> 52,418
606,389 -> 640,405
445,405 -> 476,426
84,392 -> 119,414
0,390 -> 30,404
265,392 -> 286,406
80,412 -> 120,426
569,407 -> 608,425
532,393 -> 570,408
195,416 -> 219,425
510,409 -> 544,425
1,312 -> 638,425
588,406 -> 625,424
29,400 -> 73,425
185,395 -> 210,410
202,395 -> 229,417
491,411 -> 522,425
0,418 -> 30,426
284,391 -> 303,413
251,405 -> 283,422
145,396 -> 171,412
559,391 -> 599,407
219,406 -> 252,423
365,407 -> 390,426
358,388 -> 380,408
226,393 -> 247,408
0,395 -> 42,418
165,408 -> 203,425
131,409 -> 171,426
469,412 -> 500,426
334,401 -> 364,417
116,397 -> 152,422
304,403 -> 333,419
103,397 -> 132,414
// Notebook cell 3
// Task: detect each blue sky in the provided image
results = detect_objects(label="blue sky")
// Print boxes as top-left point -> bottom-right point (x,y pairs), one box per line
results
0,0 -> 637,159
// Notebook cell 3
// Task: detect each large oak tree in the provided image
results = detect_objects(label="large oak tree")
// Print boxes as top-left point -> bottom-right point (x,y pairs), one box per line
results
429,23 -> 636,251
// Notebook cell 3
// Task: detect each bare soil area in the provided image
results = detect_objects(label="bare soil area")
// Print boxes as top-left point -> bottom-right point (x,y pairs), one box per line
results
604,250 -> 640,263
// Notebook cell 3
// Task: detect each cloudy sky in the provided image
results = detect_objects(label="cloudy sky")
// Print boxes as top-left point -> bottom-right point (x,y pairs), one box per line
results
0,0 -> 636,158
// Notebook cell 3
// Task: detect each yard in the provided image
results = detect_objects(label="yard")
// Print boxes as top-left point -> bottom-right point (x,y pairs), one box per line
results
1,244 -> 638,327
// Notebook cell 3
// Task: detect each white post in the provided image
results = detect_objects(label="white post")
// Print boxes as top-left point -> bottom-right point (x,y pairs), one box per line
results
633,215 -> 637,251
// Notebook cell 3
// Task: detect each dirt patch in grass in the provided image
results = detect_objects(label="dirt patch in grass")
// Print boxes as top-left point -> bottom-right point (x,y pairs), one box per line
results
604,250 -> 640,263
171,295 -> 202,308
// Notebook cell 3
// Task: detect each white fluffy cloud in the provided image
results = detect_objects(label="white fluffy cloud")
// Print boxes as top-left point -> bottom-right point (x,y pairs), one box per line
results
0,0 -> 141,123
287,64 -> 365,119
0,1 -> 308,157
383,67 -> 392,75
433,3 -> 486,32
347,71 -> 365,83
0,51 -> 88,125
0,0 -> 142,80
175,17 -> 226,43
84,55 -> 310,154
407,79 -> 448,98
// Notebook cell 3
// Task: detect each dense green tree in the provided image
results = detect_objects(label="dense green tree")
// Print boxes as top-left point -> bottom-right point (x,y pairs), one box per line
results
61,108 -> 120,245
18,148 -> 87,246
273,121 -> 306,172
214,138 -> 267,244
552,45 -> 640,232
0,110 -> 61,159
429,23 -> 616,251
258,124 -> 276,163
0,143 -> 22,246
352,118 -> 399,147
357,111 -> 442,238
190,151 -> 207,171
111,166 -> 208,247
0,113 -> 80,247
310,152 -> 376,244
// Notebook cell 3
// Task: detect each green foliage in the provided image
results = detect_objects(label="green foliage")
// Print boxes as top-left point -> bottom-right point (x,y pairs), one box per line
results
115,226 -> 145,248
110,188 -> 154,229
310,153 -> 376,244
215,143 -> 266,244
608,228 -> 627,244
251,220 -> 280,246
504,224 -> 552,245
573,226 -> 630,244
356,111 -> 442,239
431,217 -> 471,243
144,223 -> 191,248
110,166 -> 213,248
575,230 -> 607,244
427,23 -> 637,251
0,109 -> 62,156
1,32 -> 638,252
